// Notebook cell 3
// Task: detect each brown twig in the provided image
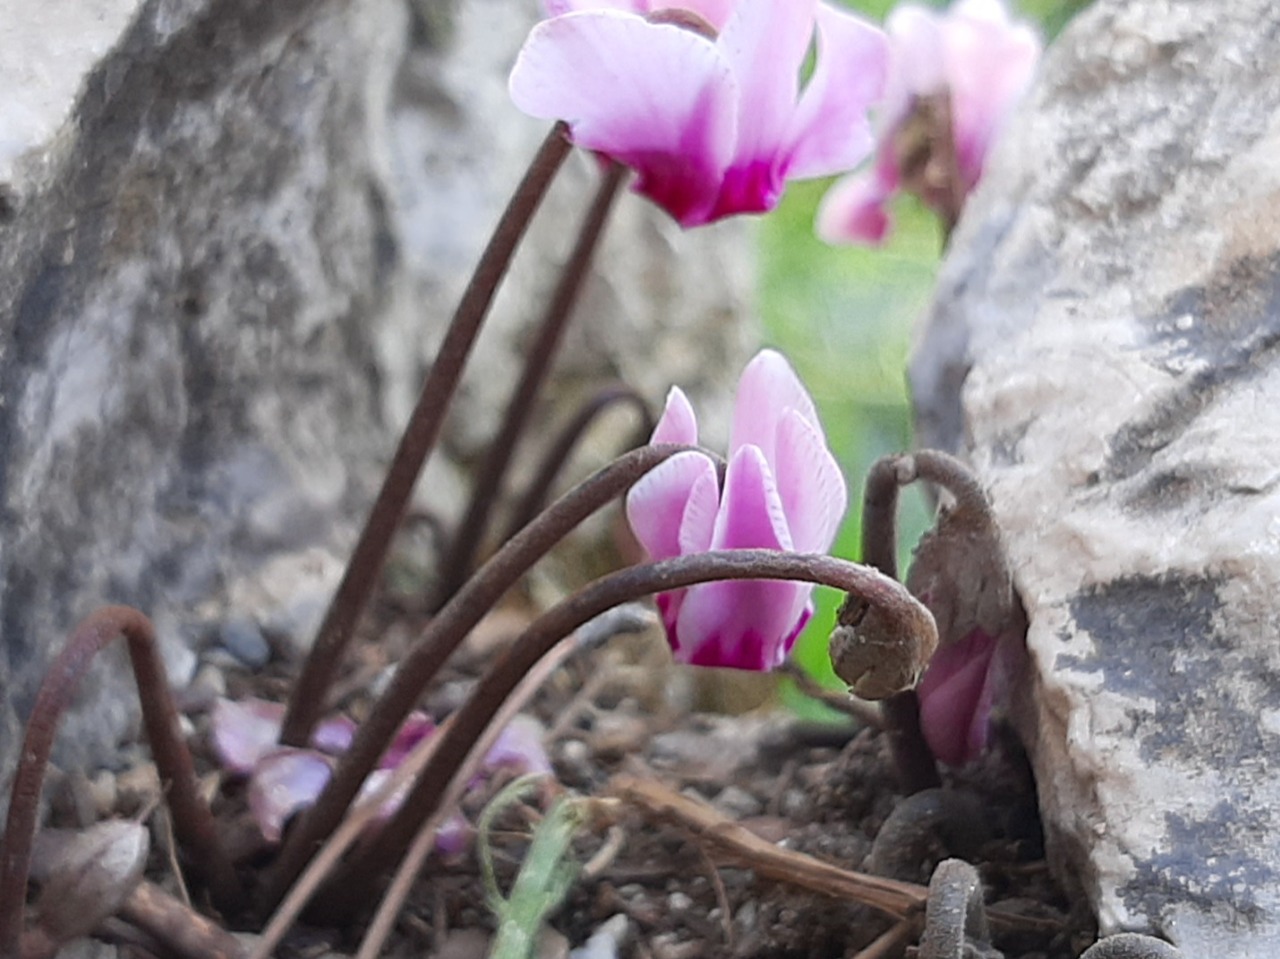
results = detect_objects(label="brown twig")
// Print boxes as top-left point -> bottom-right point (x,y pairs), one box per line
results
697,845 -> 734,949
850,919 -> 916,959
118,881 -> 246,959
437,160 -> 629,606
778,660 -> 884,729
280,122 -> 574,748
610,773 -> 926,920
0,606 -> 241,957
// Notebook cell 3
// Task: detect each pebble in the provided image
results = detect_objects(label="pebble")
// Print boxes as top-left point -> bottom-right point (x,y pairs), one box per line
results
433,929 -> 490,959
115,763 -> 160,816
712,785 -> 762,819
649,934 -> 702,959
178,663 -> 227,713
219,616 -> 271,668
588,714 -> 648,758
571,914 -> 630,959
667,891 -> 693,911
536,928 -> 570,959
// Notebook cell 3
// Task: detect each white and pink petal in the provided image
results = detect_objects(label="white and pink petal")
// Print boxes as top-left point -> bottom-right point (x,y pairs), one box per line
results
509,12 -> 739,226
625,450 -> 719,561
816,168 -> 898,247
771,409 -> 847,554
783,4 -> 887,181
728,349 -> 820,463
651,386 -> 700,445
249,749 -> 334,843
211,698 -> 285,774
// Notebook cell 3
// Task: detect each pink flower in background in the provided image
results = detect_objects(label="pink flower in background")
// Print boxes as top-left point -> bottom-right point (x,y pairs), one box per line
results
625,350 -> 847,670
510,0 -> 888,226
916,627 -> 1023,766
817,0 -> 1040,245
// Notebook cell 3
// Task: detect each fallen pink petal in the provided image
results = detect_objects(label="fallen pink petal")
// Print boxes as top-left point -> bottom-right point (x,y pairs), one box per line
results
817,0 -> 1040,245
482,715 -> 553,779
211,697 -> 355,774
249,749 -> 335,844
510,0 -> 887,226
626,349 -> 847,670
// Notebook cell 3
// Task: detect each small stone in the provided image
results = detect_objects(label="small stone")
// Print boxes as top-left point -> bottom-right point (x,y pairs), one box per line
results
87,771 -> 116,820
114,763 -> 160,816
571,914 -> 630,959
712,785 -> 762,819
433,929 -> 491,959
649,934 -> 702,959
667,891 -> 693,911
218,617 -> 270,669
194,663 -> 227,698
535,928 -> 569,959
588,714 -> 648,759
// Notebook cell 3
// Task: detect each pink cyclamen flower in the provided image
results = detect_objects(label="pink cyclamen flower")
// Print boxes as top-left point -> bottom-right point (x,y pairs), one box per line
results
817,0 -> 1040,245
916,626 -> 1024,766
510,0 -> 888,227
625,349 -> 847,670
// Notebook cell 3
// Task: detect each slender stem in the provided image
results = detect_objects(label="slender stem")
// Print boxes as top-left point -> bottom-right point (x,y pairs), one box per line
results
355,629 -> 576,959
0,607 -> 242,955
319,550 -> 935,913
501,384 -> 653,544
436,161 -> 629,607
260,443 -> 708,911
251,719 -> 452,959
860,455 -> 941,794
907,450 -> 991,527
279,123 -> 574,748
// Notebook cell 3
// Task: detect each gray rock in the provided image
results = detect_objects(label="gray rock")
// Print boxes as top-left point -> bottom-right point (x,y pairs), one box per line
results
911,1 -> 1280,955
216,615 -> 269,668
0,0 -> 753,798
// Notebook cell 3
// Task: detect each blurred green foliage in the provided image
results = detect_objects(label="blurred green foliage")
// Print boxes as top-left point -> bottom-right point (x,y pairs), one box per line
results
762,0 -> 1089,709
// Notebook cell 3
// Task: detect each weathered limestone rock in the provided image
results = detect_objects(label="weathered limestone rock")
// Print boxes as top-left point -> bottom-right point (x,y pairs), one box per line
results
0,0 -> 752,788
911,1 -> 1280,954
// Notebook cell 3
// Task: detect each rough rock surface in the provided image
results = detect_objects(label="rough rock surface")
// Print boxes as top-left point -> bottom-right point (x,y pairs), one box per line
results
0,0 -> 752,788
911,1 -> 1280,955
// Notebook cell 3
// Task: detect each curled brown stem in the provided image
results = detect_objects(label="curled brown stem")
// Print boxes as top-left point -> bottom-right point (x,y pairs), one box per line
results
1078,934 -> 1184,959
0,607 -> 242,956
280,122 -> 573,749
918,858 -> 997,959
500,383 -> 654,545
436,160 -> 629,606
319,549 -> 935,914
837,449 -> 1011,794
864,789 -> 990,882
837,454 -> 941,793
261,443 -> 711,911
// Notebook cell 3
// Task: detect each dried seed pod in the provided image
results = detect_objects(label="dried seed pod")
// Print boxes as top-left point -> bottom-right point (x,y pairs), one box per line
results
829,587 -> 938,700
30,820 -> 149,947
918,858 -> 1001,959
